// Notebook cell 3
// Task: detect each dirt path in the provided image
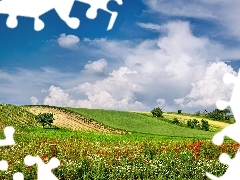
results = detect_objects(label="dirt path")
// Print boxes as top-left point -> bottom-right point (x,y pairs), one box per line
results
24,106 -> 126,134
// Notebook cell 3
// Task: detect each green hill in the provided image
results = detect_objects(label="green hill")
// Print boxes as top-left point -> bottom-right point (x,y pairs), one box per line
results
0,104 -> 217,139
65,107 -> 216,139
0,104 -> 39,130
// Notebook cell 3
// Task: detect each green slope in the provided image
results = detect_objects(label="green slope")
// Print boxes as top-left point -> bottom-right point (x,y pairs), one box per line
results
65,107 -> 216,139
0,104 -> 39,129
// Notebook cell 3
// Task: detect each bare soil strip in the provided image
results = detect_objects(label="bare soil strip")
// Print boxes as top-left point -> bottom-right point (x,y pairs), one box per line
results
24,106 -> 126,134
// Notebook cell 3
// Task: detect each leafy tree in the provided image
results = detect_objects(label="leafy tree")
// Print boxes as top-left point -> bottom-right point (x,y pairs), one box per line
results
195,111 -> 201,116
35,113 -> 54,128
177,110 -> 182,114
201,119 -> 210,131
187,119 -> 199,129
206,108 -> 231,121
151,107 -> 163,117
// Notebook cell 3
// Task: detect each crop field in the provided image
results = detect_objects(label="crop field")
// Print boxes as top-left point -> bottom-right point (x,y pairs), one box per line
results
0,104 -> 236,179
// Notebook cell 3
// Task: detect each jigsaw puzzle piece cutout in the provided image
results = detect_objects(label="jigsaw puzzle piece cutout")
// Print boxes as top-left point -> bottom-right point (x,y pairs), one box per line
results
52,0 -> 80,29
0,0 -> 80,31
212,69 -> 240,146
24,155 -> 60,180
107,0 -> 123,13
0,160 -> 8,171
76,0 -> 123,30
206,149 -> 240,179
13,172 -> 24,180
0,126 -> 15,146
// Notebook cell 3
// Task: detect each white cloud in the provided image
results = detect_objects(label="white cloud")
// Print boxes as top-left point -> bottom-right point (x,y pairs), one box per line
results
143,0 -> 240,39
44,86 -> 76,107
43,67 -> 146,111
174,62 -> 237,108
30,96 -> 38,105
156,98 -> 166,107
35,21 -> 240,112
57,33 -> 80,49
41,21 -> 214,111
3,21 -> 239,112
142,0 -> 216,19
137,23 -> 161,31
83,38 -> 107,44
82,59 -> 107,75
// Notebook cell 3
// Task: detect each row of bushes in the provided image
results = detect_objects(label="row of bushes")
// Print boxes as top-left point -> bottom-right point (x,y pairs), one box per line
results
151,107 -> 210,131
172,118 -> 210,131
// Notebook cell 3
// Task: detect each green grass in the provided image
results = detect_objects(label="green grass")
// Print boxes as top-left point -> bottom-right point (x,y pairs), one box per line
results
0,103 -> 40,130
0,104 -> 233,179
64,107 -> 216,139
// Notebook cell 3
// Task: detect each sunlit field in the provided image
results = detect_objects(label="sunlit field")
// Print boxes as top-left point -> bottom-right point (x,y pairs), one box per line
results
0,104 -> 234,179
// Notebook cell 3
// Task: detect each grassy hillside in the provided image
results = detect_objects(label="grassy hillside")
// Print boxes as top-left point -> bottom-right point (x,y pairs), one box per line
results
65,107 -> 216,139
0,103 -> 39,130
0,104 -> 233,179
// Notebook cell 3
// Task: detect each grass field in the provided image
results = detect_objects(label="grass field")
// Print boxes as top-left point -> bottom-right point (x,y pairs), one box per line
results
64,107 -> 215,139
0,104 -> 235,179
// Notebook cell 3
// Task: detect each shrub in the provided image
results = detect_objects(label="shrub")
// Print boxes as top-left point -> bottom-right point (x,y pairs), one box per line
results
195,111 -> 201,116
35,113 -> 54,128
206,108 -> 231,121
151,107 -> 163,117
201,119 -> 210,131
177,110 -> 182,114
172,118 -> 180,124
187,119 -> 199,129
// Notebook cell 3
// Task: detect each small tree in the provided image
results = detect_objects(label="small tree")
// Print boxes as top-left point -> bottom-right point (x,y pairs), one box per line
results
172,118 -> 180,124
201,119 -> 210,131
177,110 -> 182,114
35,113 -> 54,128
187,119 -> 200,129
151,107 -> 163,117
195,111 -> 201,116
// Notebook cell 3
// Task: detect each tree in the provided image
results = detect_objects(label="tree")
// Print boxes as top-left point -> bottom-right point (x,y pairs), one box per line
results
201,119 -> 210,131
205,108 -> 231,121
35,113 -> 54,128
151,107 -> 163,117
177,110 -> 182,114
195,111 -> 201,116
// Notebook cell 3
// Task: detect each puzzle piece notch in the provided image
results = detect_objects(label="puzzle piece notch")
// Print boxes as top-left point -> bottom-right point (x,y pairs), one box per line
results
0,126 -> 15,146
212,70 -> 240,146
0,0 -> 122,31
0,0 -> 80,31
0,160 -> 8,171
24,155 -> 60,180
13,172 -> 24,180
76,0 -> 123,30
207,70 -> 240,179
206,149 -> 240,179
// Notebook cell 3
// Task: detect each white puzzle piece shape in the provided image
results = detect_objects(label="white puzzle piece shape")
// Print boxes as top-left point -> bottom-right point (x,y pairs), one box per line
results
24,155 -> 60,180
207,69 -> 240,179
76,0 -> 123,30
0,0 -> 123,31
206,150 -> 240,179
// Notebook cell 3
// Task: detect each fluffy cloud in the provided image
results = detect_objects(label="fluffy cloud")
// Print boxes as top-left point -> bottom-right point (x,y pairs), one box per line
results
82,59 -> 107,75
2,20 -> 238,112
57,33 -> 80,49
174,62 -> 236,108
41,21 -> 237,112
43,67 -> 146,110
31,96 -> 38,105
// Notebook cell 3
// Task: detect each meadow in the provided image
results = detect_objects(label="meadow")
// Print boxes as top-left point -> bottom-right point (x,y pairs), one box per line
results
0,104 -> 236,179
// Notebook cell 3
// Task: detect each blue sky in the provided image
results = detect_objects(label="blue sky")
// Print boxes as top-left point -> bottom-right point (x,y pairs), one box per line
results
1,0 -> 240,113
